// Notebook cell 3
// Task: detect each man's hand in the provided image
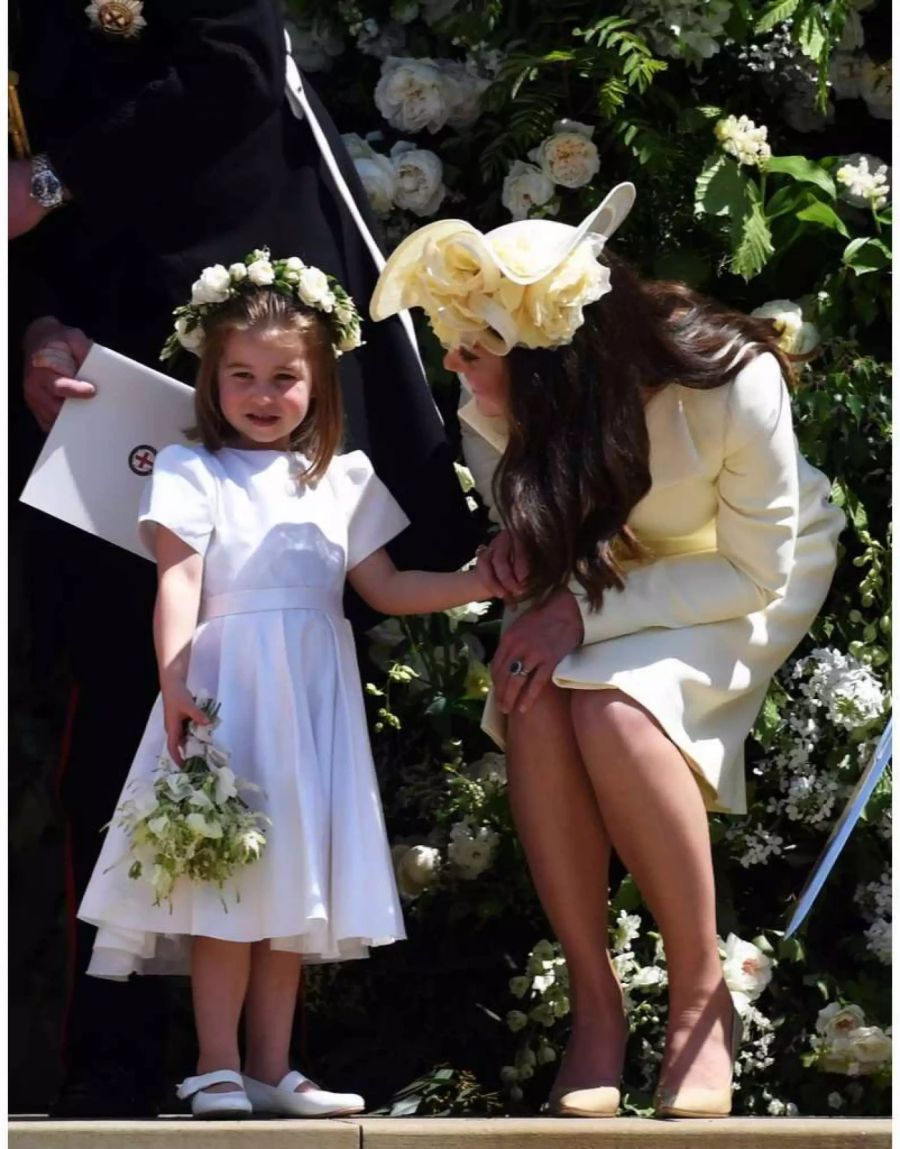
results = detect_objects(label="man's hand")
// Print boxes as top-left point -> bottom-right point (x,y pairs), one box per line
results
492,589 -> 585,715
23,317 -> 95,431
9,160 -> 50,239
483,529 -> 529,604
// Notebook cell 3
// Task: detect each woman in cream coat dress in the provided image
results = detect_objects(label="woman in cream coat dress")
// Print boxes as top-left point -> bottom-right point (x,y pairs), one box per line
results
370,183 -> 843,1119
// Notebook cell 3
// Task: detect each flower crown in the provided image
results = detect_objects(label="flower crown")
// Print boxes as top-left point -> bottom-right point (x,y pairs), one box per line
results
161,248 -> 364,363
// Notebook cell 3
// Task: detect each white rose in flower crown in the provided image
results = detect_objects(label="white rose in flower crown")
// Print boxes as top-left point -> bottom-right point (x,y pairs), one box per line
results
374,56 -> 453,135
191,264 -> 232,305
393,843 -> 441,897
297,266 -> 333,309
175,316 -> 204,353
285,256 -> 304,272
751,299 -> 821,356
228,262 -> 248,282
247,258 -> 275,286
721,933 -> 773,1010
530,120 -> 600,189
390,142 -> 446,216
501,160 -> 556,221
859,58 -> 892,120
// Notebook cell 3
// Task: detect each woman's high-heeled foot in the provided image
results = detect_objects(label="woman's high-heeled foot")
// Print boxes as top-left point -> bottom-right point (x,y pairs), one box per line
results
548,1083 -> 621,1118
653,1003 -> 742,1119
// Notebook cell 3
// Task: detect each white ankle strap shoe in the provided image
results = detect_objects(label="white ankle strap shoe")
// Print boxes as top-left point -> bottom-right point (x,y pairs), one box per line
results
242,1070 -> 364,1117
176,1070 -> 253,1119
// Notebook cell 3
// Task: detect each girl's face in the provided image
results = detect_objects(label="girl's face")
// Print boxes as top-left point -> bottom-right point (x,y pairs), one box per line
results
443,343 -> 510,419
217,327 -> 316,450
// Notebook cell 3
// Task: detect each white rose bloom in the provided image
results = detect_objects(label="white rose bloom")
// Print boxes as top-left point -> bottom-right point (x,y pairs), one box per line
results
817,1002 -> 867,1039
287,17 -> 345,73
175,316 -> 204,354
859,58 -> 892,119
501,160 -> 556,221
247,258 -> 275,286
529,120 -> 600,189
447,819 -> 499,879
390,142 -> 446,216
342,132 -> 375,161
830,52 -> 864,100
836,153 -> 891,210
374,57 -> 453,134
228,262 -> 248,282
191,264 -> 232,305
393,843 -> 442,897
721,933 -> 773,1004
440,60 -> 491,128
297,266 -> 332,308
751,300 -> 821,356
847,1026 -> 892,1071
285,256 -> 305,273
358,19 -> 407,61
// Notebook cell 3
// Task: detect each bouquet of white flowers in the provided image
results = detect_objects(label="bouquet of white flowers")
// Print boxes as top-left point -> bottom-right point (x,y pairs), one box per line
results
110,696 -> 269,907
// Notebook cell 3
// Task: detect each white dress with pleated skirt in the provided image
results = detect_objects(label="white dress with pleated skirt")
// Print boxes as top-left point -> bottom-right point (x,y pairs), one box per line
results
78,443 -> 410,979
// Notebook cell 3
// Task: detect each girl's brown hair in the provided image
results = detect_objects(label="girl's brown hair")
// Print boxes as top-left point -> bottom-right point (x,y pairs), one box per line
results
189,290 -> 343,482
493,253 -> 794,610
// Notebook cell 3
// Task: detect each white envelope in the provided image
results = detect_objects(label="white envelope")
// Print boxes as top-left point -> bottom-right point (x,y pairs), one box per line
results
20,343 -> 196,560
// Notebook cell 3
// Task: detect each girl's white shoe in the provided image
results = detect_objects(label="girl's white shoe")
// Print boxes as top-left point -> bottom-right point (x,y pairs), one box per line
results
176,1070 -> 253,1119
242,1070 -> 364,1117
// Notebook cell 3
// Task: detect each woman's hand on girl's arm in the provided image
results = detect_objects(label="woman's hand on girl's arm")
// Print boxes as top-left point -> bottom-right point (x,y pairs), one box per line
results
492,590 -> 584,716
483,529 -> 529,603
347,546 -> 505,616
153,525 -> 208,765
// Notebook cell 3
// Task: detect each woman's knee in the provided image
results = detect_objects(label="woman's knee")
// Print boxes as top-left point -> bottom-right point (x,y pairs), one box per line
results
569,688 -> 657,748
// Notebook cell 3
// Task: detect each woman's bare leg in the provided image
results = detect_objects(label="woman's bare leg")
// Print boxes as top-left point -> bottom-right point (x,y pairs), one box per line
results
570,689 -> 733,1096
507,685 -> 627,1089
243,943 -> 311,1091
191,937 -> 252,1092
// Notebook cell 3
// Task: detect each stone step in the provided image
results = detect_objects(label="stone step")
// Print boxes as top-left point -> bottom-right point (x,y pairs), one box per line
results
8,1116 -> 892,1149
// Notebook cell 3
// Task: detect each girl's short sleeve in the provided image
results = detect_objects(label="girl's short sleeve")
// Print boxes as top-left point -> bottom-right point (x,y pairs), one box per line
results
138,444 -> 217,556
336,451 -> 410,570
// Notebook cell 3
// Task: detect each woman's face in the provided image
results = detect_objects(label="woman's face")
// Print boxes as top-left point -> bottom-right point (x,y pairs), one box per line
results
444,343 -> 510,418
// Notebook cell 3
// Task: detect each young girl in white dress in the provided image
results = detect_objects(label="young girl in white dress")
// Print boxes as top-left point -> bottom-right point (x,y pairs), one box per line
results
77,253 -> 500,1119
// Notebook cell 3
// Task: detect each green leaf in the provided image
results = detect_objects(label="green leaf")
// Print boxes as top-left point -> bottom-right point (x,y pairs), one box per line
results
795,6 -> 827,62
730,202 -> 774,280
755,0 -> 801,34
843,237 -> 892,275
766,155 -> 836,198
795,201 -> 850,238
695,153 -> 749,224
753,693 -> 782,747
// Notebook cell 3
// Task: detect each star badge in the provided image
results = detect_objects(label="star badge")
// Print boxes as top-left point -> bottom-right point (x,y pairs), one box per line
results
85,0 -> 147,38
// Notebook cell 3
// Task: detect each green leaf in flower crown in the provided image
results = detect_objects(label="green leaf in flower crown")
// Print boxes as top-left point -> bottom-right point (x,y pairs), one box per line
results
766,155 -> 836,199
795,201 -> 850,238
729,202 -> 774,280
754,0 -> 801,35
843,237 -> 892,276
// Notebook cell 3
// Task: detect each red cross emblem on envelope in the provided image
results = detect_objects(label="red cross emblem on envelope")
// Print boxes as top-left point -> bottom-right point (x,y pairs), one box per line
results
128,445 -> 157,476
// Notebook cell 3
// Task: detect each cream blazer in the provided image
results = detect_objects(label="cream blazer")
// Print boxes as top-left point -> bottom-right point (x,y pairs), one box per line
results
459,352 -> 843,814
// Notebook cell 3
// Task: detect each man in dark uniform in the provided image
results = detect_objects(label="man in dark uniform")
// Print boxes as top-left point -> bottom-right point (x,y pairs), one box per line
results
10,0 -> 476,1118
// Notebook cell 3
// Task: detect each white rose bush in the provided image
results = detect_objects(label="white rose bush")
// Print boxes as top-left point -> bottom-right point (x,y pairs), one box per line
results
278,0 -> 890,1120
10,0 -> 890,1120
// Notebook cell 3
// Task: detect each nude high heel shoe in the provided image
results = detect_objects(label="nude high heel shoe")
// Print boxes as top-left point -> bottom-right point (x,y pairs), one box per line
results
653,1004 -> 743,1119
548,1083 -> 621,1118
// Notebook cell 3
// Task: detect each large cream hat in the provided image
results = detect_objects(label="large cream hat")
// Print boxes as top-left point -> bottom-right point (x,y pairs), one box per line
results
370,182 -> 636,354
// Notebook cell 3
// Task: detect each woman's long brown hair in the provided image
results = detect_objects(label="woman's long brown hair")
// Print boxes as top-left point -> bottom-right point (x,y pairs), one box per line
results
493,253 -> 793,609
190,290 -> 343,483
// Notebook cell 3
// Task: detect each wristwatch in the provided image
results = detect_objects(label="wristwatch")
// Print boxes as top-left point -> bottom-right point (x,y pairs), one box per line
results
30,153 -> 66,210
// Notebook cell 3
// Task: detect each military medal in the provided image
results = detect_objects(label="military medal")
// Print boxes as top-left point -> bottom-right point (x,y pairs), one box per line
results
85,0 -> 147,38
